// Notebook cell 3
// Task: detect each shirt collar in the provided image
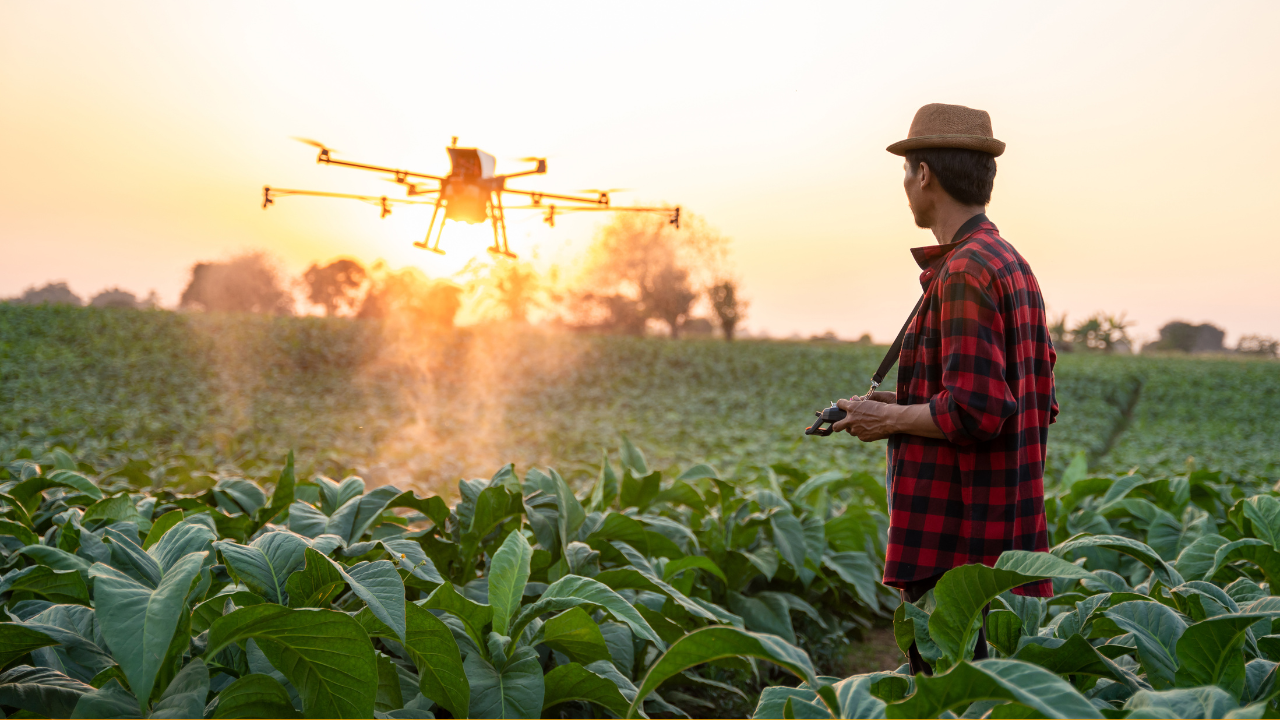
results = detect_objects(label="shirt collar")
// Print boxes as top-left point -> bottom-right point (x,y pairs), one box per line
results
909,213 -> 992,270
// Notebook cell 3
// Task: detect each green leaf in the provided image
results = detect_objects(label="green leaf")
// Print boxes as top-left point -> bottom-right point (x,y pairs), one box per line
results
620,470 -> 661,512
619,436 -> 649,476
728,591 -> 796,644
928,552 -> 1092,669
0,624 -> 58,671
204,604 -> 378,718
1102,600 -> 1188,689
214,478 -> 267,517
381,539 -> 445,589
1012,634 -> 1143,690
886,659 -> 1101,719
1208,539 -> 1280,588
1244,496 -> 1280,548
0,665 -> 95,717
986,610 -> 1023,657
589,453 -> 620,511
1052,533 -> 1185,587
421,582 -> 493,649
212,674 -> 301,718
542,607 -> 611,665
1175,534 -> 1231,583
0,518 -> 39,546
259,451 -> 297,528
489,530 -> 533,636
770,509 -> 807,573
465,645 -> 544,719
361,602 -> 470,719
374,652 -> 404,712
285,547 -> 345,608
315,476 -> 366,516
0,565 -> 90,604
16,544 -> 92,578
830,675 -> 888,719
82,494 -> 144,529
70,678 -> 140,719
214,531 -> 310,604
508,575 -> 662,649
148,521 -> 217,573
148,657 -> 209,719
141,510 -> 185,550
662,555 -> 728,585
551,469 -> 586,549
824,552 -> 882,609
1174,613 -> 1270,696
626,626 -> 818,718
594,566 -> 719,622
542,662 -> 630,717
1122,686 -> 1238,718
89,551 -> 206,712
339,559 -> 407,644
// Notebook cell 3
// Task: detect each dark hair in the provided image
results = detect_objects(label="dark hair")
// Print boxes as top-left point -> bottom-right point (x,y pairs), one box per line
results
905,147 -> 997,206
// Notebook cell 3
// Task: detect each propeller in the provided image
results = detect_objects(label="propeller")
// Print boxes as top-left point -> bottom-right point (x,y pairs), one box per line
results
579,188 -> 628,194
292,137 -> 336,153
516,157 -> 546,163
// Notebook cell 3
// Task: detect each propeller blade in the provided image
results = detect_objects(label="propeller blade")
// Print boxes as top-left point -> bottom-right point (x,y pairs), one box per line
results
516,156 -> 546,162
292,137 -> 336,152
579,188 -> 628,194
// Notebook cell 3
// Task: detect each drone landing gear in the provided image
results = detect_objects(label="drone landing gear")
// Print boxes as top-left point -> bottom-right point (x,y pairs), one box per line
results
487,190 -> 517,259
414,196 -> 448,255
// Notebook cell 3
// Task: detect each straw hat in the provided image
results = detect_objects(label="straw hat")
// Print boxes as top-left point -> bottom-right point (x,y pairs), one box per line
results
887,103 -> 1005,157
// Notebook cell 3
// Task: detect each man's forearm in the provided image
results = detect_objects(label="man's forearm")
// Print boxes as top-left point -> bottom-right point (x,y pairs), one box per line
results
889,403 -> 947,439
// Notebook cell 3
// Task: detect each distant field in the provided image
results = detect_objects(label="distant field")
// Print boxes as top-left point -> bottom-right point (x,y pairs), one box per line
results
2,304 -> 1276,493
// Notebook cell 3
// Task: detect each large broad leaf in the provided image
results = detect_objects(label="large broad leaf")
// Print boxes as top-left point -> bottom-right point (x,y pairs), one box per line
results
16,545 -> 93,580
284,547 -> 346,609
619,436 -> 649,476
552,469 -> 586,549
1102,600 -> 1188,689
1174,613 -> 1270,697
381,539 -> 445,589
0,565 -> 90,604
626,626 -> 819,718
212,673 -> 301,718
1123,686 -> 1239,718
147,522 -> 216,573
465,645 -> 544,719
1175,535 -> 1231,583
357,601 -> 470,719
70,678 -> 140,719
830,675 -> 889,719
507,575 -> 662,649
0,518 -> 39,546
1052,533 -> 1185,587
1244,496 -> 1280,549
823,552 -> 881,610
148,657 -> 209,719
23,606 -> 115,682
770,508 -> 808,574
337,559 -> 407,644
1207,539 -> 1280,588
81,494 -> 144,529
541,607 -> 611,665
204,605 -> 378,718
489,530 -> 533,636
89,550 -> 206,710
258,451 -> 297,529
214,478 -> 268,518
421,582 -> 493,649
1013,634 -> 1146,691
594,566 -> 719,622
103,527 -> 164,588
728,591 -> 796,644
0,665 -> 95,718
542,662 -> 630,717
215,531 -> 309,604
0,622 -> 59,669
928,551 -> 1093,669
662,555 -> 728,585
886,659 -> 1101,719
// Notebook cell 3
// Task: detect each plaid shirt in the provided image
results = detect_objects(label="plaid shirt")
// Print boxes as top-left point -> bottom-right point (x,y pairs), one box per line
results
883,214 -> 1057,597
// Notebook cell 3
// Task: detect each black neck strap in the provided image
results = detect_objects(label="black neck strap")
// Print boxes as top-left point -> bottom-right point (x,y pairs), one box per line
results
868,213 -> 988,394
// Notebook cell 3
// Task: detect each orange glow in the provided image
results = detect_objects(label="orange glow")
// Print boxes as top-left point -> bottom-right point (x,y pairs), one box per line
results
2,3 -> 1279,343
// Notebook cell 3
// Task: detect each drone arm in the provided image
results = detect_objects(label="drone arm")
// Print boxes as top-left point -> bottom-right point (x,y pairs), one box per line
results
501,188 -> 608,205
320,156 -> 445,184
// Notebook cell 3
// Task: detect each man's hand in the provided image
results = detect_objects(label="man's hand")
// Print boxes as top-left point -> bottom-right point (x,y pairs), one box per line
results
831,397 -> 897,442
832,395 -> 949,442
863,391 -> 897,404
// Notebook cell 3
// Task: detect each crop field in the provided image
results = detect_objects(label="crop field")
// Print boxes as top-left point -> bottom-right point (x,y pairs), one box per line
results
2,304 -> 1280,719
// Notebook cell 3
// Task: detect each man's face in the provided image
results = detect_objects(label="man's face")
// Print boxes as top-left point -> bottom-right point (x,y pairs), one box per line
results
903,160 -> 932,229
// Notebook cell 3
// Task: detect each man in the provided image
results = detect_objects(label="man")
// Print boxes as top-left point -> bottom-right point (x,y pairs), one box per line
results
831,103 -> 1057,672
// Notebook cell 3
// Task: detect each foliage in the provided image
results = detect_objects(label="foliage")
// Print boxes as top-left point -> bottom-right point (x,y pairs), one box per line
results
357,264 -> 461,330
753,463 -> 1280,719
1147,321 -> 1227,354
1050,312 -> 1133,353
9,282 -> 83,307
303,259 -> 368,317
0,441 -> 889,718
708,280 -> 747,342
1238,335 -> 1280,358
180,253 -> 294,315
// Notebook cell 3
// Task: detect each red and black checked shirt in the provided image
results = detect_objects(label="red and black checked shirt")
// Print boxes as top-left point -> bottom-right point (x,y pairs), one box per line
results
883,214 -> 1057,597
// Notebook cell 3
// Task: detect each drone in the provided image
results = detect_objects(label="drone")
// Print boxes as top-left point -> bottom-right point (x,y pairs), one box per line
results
263,137 -> 681,258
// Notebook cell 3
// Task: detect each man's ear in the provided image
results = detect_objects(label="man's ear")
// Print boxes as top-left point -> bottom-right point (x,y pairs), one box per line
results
915,161 -> 932,189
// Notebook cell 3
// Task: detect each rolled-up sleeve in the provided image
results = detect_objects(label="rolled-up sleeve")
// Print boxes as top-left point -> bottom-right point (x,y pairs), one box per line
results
928,270 -> 1017,444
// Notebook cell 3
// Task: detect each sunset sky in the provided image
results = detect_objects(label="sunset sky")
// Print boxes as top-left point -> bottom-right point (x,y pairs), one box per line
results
3,2 -> 1278,344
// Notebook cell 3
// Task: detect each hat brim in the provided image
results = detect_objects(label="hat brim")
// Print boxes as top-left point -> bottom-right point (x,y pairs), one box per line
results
887,134 -> 1005,157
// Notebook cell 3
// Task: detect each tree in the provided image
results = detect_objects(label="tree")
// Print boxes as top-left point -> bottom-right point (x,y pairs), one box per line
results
14,282 -> 82,306
180,253 -> 293,314
303,259 -> 368,316
642,264 -> 696,337
1146,321 -> 1225,354
571,211 -> 727,337
89,288 -> 140,309
708,279 -> 748,341
358,265 -> 461,330
1050,312 -> 1132,353
460,257 -> 542,323
1237,335 -> 1279,358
